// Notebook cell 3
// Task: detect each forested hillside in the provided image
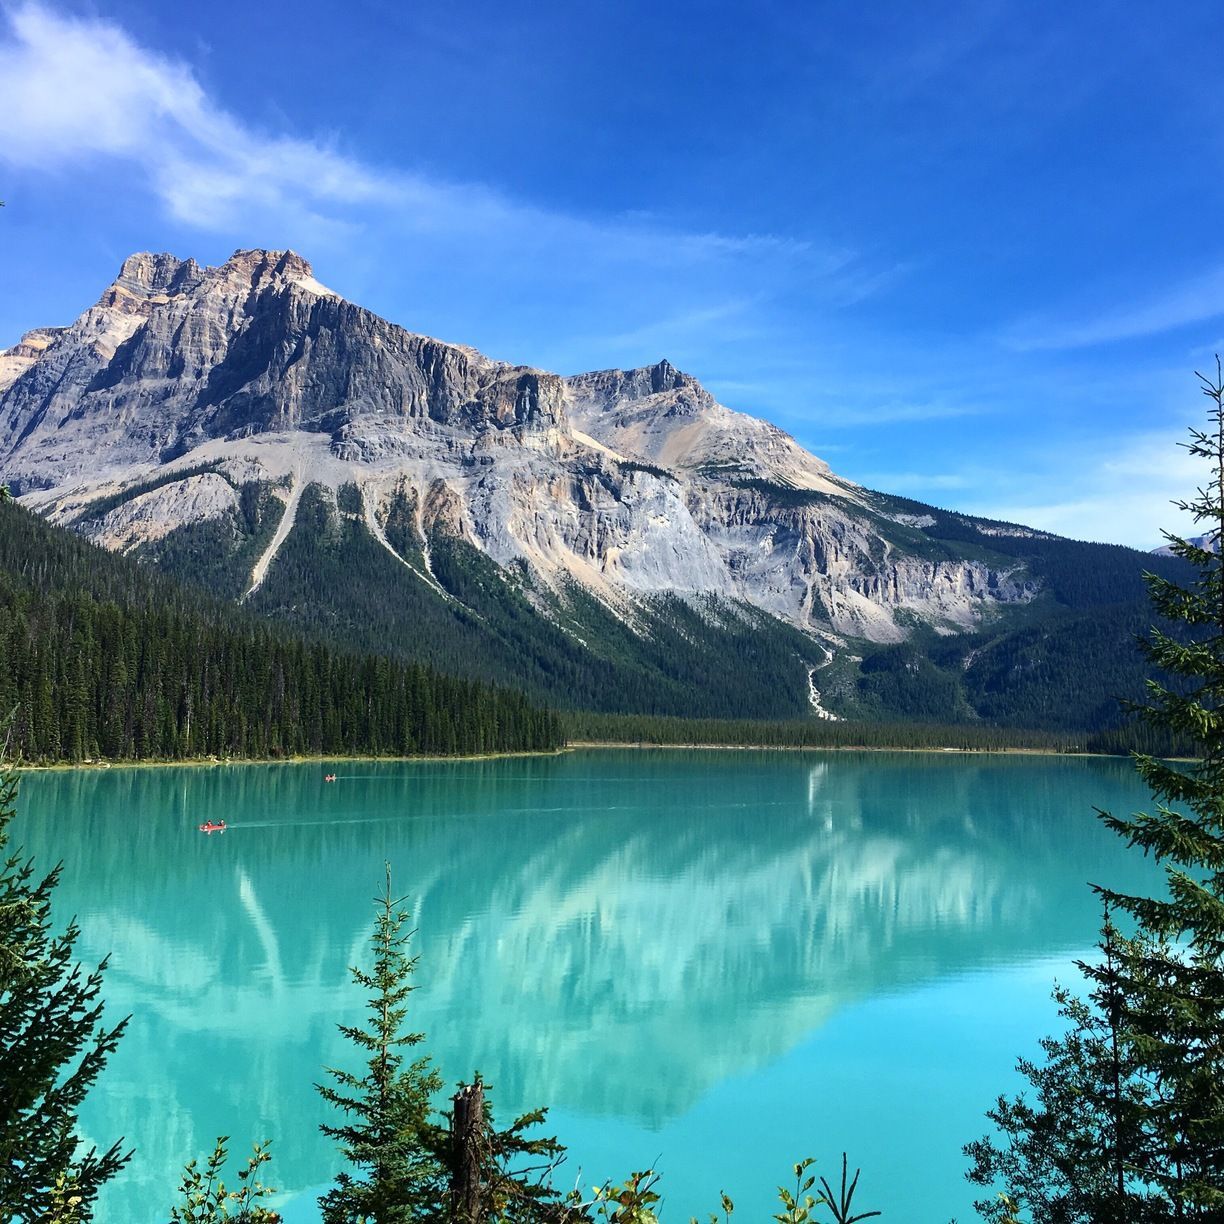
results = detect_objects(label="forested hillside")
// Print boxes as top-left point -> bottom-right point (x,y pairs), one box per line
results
124,478 -> 1190,732
137,482 -> 832,720
814,492 -> 1195,731
0,502 -> 563,763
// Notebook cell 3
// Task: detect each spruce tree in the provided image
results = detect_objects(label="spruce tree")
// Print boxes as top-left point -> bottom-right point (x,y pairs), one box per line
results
316,869 -> 447,1224
965,913 -> 1160,1221
966,364 -> 1224,1219
1092,361 -> 1224,1212
0,767 -> 129,1220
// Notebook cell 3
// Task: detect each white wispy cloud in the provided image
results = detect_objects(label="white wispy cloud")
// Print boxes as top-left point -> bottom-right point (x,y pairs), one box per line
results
578,300 -> 761,364
0,3 -> 397,231
970,429 -> 1202,547
858,471 -> 973,493
1003,265 -> 1224,353
0,3 -> 834,273
810,397 -> 990,427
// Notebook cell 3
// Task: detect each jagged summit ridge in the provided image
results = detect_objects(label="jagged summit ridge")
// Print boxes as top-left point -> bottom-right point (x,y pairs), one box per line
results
0,248 -> 1035,647
109,248 -> 323,298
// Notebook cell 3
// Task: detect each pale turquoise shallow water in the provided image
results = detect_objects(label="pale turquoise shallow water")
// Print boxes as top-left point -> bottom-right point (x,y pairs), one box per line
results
13,750 -> 1165,1223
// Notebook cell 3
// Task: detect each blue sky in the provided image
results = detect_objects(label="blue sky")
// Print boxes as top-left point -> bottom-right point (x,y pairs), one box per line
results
0,0 -> 1220,546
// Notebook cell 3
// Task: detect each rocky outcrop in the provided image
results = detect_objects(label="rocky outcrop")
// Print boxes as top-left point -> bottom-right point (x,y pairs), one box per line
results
567,359 -> 847,494
0,248 -> 1037,644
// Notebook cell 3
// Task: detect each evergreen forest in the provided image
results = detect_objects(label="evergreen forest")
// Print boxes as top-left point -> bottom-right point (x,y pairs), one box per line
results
0,500 -> 563,763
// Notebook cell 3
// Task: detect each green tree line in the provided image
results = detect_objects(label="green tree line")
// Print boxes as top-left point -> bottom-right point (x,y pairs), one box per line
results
0,500 -> 563,762
565,709 -> 1089,752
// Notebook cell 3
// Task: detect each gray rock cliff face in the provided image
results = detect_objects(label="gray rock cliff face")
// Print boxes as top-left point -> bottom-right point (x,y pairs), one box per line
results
0,249 -> 1034,643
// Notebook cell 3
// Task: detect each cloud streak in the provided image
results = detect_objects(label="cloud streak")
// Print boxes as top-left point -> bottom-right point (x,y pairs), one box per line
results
1003,265 -> 1224,352
970,429 -> 1202,546
0,3 -> 835,274
0,3 -> 397,231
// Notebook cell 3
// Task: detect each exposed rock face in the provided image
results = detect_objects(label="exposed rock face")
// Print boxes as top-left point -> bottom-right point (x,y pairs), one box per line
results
0,248 -> 1036,643
567,360 -> 843,494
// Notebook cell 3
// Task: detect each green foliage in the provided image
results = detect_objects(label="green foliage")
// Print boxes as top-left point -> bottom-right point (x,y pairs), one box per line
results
316,870 -> 447,1224
0,767 -> 129,1220
0,498 -> 564,762
585,1170 -> 662,1224
965,917 -> 1161,1222
726,478 -> 827,509
617,460 -> 675,482
565,710 -> 1085,752
843,492 -> 1196,732
134,481 -> 285,601
851,643 -> 977,723
825,601 -> 1188,734
1091,365 -> 1224,1215
966,365 -> 1224,1220
581,1157 -> 878,1224
316,875 -> 570,1224
448,1078 -> 571,1224
168,1137 -> 279,1224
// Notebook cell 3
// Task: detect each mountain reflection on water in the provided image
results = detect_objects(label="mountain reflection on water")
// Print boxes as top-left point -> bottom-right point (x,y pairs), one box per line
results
15,750 -> 1159,1221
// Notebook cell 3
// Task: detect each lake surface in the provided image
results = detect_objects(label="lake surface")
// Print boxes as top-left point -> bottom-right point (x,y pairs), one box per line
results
13,750 -> 1165,1222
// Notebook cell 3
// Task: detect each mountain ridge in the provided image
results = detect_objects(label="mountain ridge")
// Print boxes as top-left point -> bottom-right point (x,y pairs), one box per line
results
0,248 -> 1184,726
0,248 -> 1032,642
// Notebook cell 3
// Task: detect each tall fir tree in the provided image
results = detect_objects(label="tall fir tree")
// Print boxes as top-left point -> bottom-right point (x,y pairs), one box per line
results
316,869 -> 447,1224
966,364 -> 1224,1220
965,912 -> 1161,1221
1093,361 -> 1224,1212
0,767 -> 129,1221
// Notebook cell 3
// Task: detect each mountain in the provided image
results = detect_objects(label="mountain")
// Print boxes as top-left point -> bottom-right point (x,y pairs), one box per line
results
0,249 -> 1188,728
1153,531 -> 1218,556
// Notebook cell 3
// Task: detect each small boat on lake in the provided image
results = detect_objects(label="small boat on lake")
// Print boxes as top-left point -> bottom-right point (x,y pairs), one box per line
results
198,820 -> 226,834
324,773 -> 337,783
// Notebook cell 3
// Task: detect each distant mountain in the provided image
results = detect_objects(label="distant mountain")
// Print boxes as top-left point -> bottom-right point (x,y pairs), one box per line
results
1152,531 -> 1218,556
0,249 -> 1189,728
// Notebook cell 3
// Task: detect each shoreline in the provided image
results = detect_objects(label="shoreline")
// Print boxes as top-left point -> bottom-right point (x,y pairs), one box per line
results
10,742 -> 1135,771
13,747 -> 569,773
568,740 -> 1109,758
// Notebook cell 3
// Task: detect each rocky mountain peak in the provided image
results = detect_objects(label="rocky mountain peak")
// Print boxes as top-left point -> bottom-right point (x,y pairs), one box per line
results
103,249 -> 326,313
0,247 -> 1042,653
566,358 -> 707,411
217,248 -> 318,289
647,358 -> 687,392
107,252 -> 204,304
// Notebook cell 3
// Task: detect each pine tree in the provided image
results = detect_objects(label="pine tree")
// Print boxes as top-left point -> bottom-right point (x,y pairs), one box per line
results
966,364 -> 1224,1220
316,868 -> 447,1224
0,767 -> 129,1220
1092,361 -> 1224,1212
965,913 -> 1160,1222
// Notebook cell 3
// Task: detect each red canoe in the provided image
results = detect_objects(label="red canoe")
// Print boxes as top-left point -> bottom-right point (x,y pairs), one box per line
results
198,820 -> 227,834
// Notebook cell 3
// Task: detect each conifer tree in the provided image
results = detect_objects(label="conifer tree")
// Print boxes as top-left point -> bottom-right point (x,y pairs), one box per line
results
315,870 -> 577,1224
966,364 -> 1224,1220
1091,361 -> 1224,1213
965,912 -> 1159,1221
0,767 -> 129,1220
316,869 -> 447,1224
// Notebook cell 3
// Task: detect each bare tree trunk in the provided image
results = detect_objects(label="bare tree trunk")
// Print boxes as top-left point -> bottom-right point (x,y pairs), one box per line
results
451,1080 -> 486,1224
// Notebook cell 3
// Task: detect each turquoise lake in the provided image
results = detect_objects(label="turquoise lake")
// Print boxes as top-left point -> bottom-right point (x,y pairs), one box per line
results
13,749 -> 1166,1223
